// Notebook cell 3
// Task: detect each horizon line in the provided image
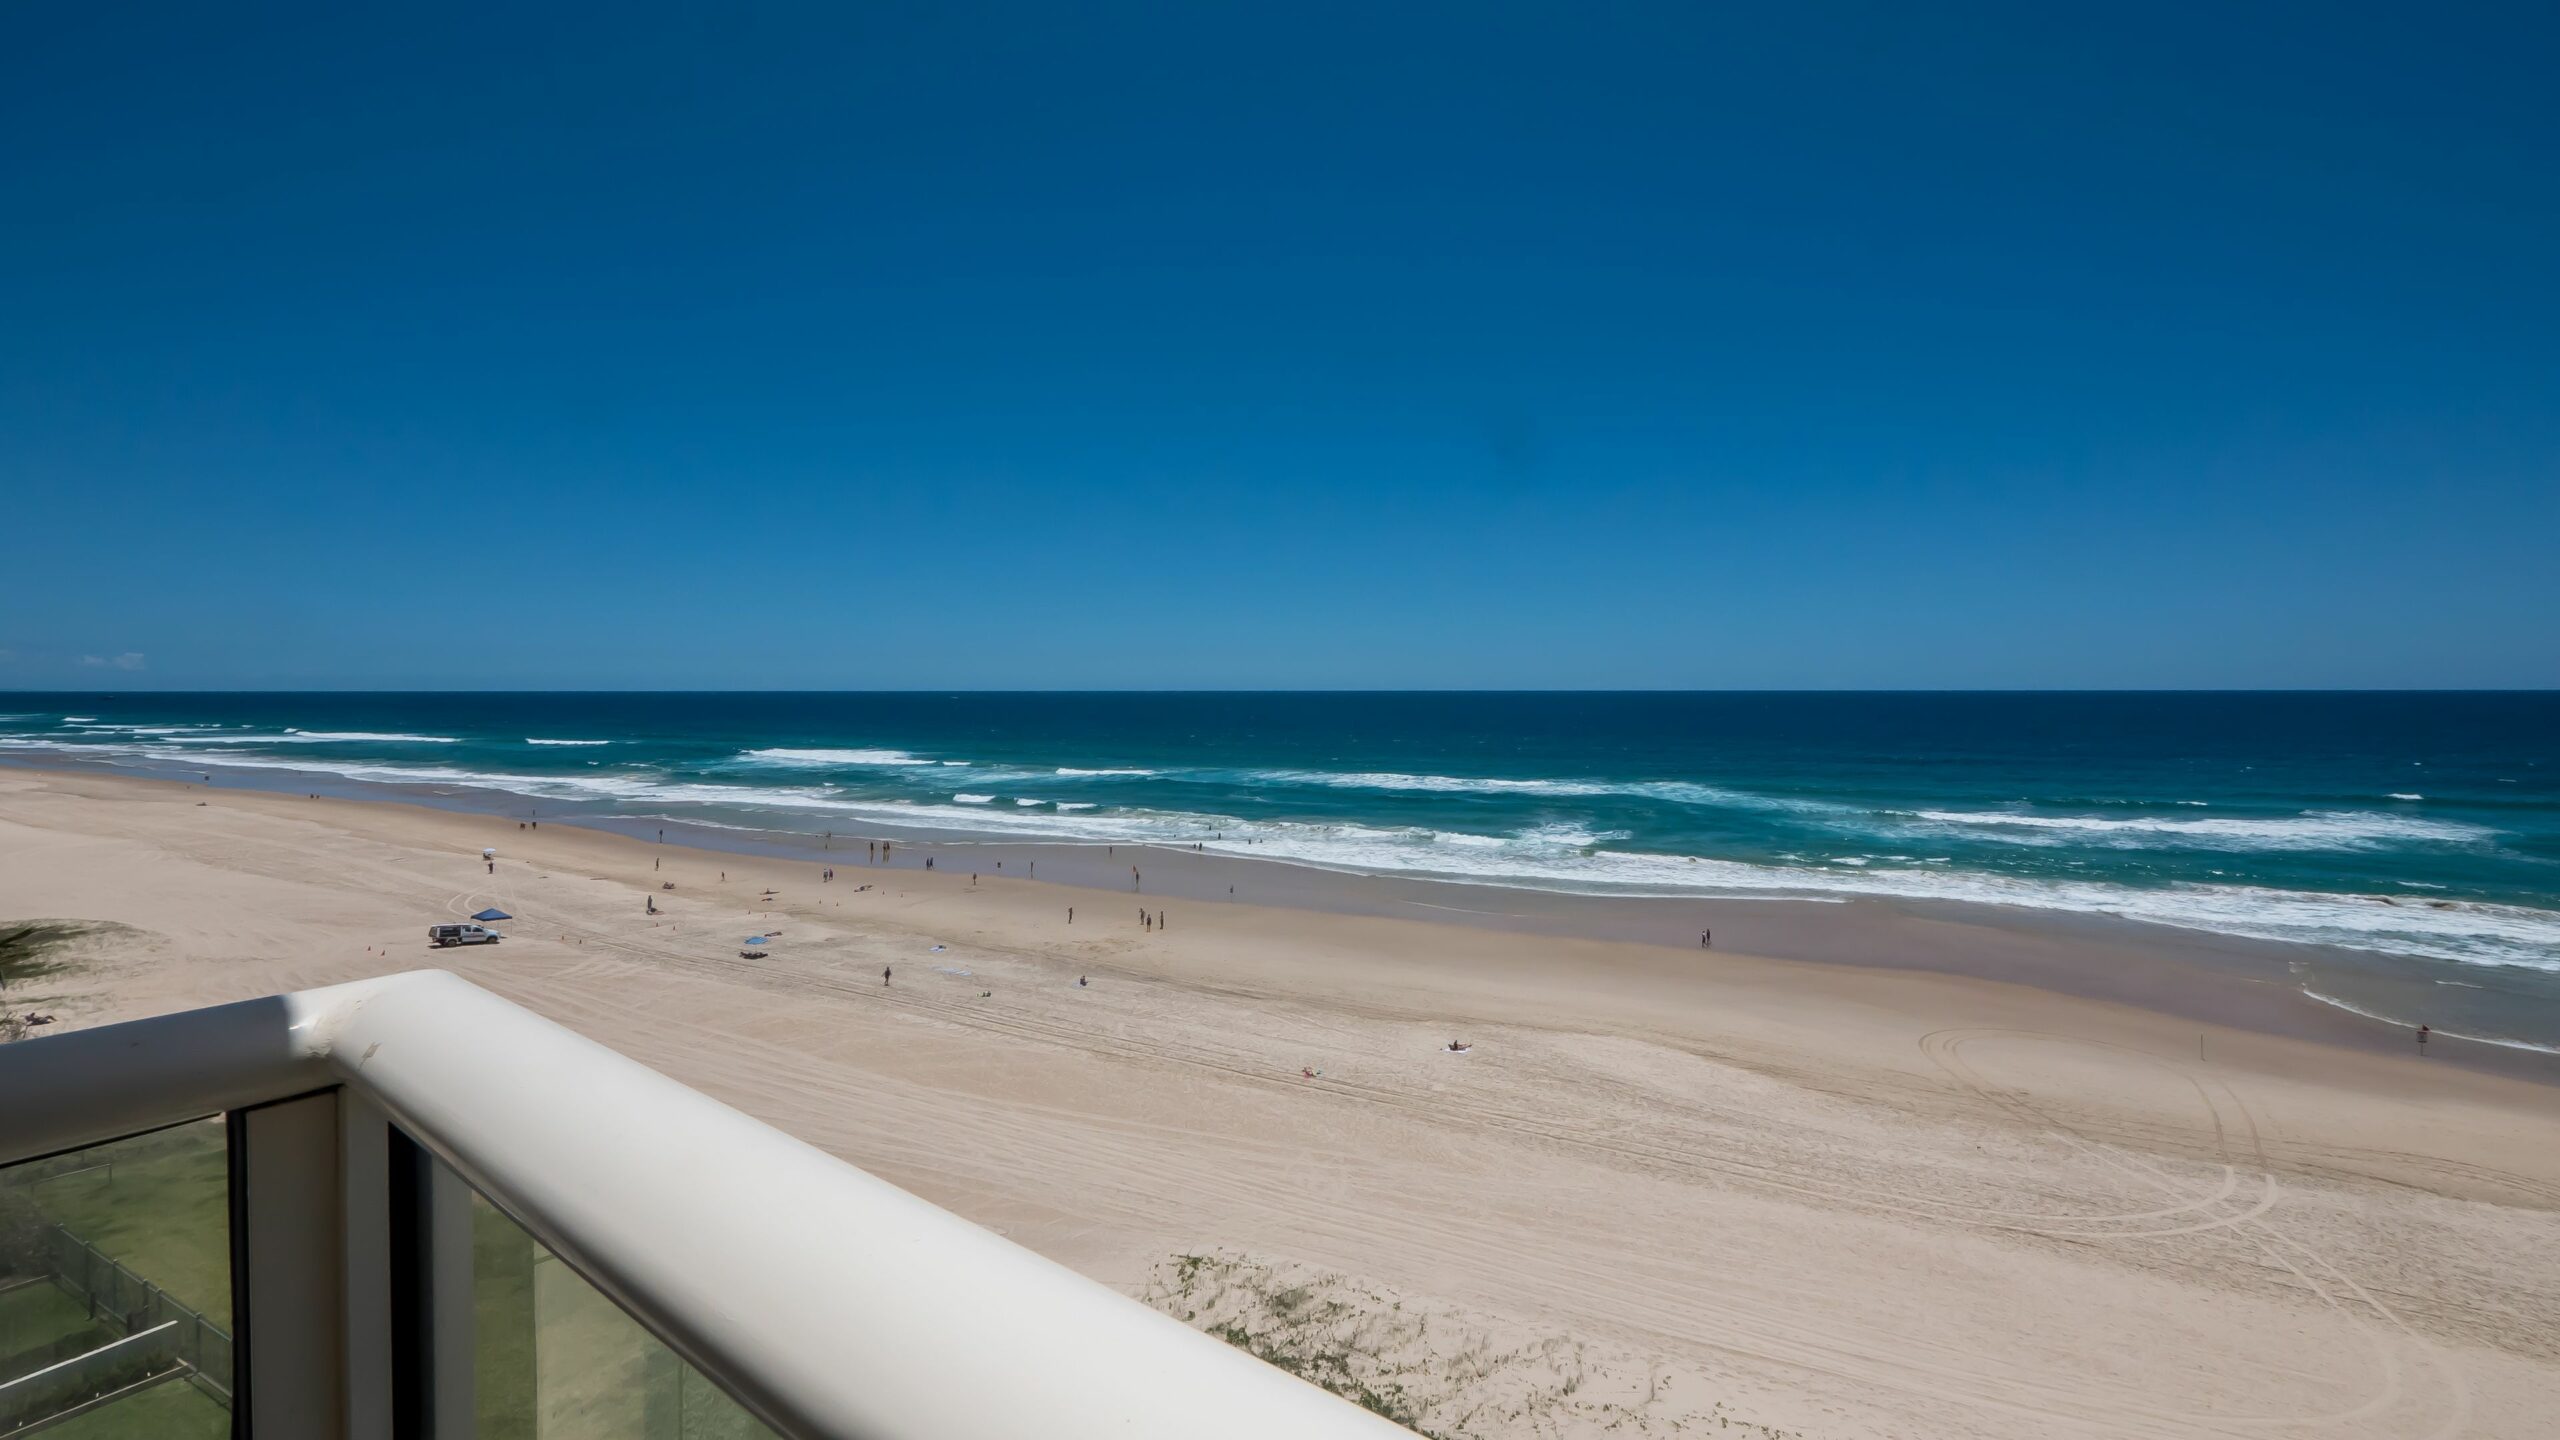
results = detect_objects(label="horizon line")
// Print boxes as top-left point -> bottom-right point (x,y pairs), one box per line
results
3,687 -> 2555,698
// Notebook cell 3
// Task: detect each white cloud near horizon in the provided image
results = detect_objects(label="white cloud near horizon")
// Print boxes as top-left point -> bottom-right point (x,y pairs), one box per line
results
78,652 -> 147,671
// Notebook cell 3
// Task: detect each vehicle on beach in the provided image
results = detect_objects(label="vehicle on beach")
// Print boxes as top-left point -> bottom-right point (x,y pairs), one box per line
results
428,923 -> 504,947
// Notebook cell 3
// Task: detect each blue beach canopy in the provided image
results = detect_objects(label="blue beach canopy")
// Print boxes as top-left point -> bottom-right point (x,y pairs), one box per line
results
744,936 -> 770,946
472,908 -> 512,922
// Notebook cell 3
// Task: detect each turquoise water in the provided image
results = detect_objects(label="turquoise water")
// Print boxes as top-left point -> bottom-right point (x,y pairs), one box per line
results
5,692 -> 2555,1039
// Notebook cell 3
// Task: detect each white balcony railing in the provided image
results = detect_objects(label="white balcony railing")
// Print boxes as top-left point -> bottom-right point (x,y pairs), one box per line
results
0,970 -> 1411,1440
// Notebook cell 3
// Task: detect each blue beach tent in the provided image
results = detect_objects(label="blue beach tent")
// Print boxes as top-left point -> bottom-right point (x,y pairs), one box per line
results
472,908 -> 513,922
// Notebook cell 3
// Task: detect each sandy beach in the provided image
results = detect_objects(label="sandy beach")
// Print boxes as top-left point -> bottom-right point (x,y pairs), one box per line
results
5,765 -> 2557,1438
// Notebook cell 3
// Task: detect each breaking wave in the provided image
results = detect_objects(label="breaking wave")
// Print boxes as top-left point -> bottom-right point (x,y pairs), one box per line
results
1901,808 -> 2493,851
737,748 -> 938,767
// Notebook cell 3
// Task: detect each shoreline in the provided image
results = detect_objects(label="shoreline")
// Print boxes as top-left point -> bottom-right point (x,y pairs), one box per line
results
14,759 -> 2556,1084
8,762 -> 2559,1438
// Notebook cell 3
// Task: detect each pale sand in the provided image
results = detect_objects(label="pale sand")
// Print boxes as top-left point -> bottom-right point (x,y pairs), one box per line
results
4,767 -> 2556,1438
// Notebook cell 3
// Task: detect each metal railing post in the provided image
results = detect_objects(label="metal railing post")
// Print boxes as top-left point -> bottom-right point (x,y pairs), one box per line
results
239,1092 -> 348,1440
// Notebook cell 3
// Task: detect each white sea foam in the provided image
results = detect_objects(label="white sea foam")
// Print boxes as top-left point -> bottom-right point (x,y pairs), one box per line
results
2389,793 -> 2424,801
953,794 -> 996,804
1055,802 -> 1097,811
1250,768 -> 1845,814
738,748 -> 937,767
146,730 -> 461,746
1055,767 -> 1155,777
1510,822 -> 1619,848
527,738 -> 612,746
1901,808 -> 2493,851
62,717 -> 95,722
1015,797 -> 1045,806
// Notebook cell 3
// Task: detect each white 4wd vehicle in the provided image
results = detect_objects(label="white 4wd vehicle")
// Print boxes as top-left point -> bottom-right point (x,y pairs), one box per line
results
428,923 -> 504,947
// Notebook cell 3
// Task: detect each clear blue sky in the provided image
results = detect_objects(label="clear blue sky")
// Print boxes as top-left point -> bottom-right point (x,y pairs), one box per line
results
3,3 -> 2553,690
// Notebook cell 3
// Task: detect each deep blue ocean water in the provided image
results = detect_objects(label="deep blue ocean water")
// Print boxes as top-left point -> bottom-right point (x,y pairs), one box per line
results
6,692 -> 2555,1040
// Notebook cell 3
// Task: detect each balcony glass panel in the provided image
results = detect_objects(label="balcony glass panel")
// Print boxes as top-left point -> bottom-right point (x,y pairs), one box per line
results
0,1118 -> 233,1438
462,1176 -> 777,1439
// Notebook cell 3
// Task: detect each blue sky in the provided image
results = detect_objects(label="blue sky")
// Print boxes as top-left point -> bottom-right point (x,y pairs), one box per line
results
3,3 -> 2554,689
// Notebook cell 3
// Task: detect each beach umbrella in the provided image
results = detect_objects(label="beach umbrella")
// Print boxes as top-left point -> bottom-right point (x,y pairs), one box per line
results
472,908 -> 513,922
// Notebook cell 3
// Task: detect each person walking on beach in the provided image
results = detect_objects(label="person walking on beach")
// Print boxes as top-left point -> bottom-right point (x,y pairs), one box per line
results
1701,930 -> 1711,949
1067,907 -> 1074,923
882,965 -> 892,987
2417,1024 -> 2431,1053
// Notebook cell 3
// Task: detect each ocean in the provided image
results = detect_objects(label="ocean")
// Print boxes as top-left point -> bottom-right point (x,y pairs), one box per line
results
6,691 -> 2556,1046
